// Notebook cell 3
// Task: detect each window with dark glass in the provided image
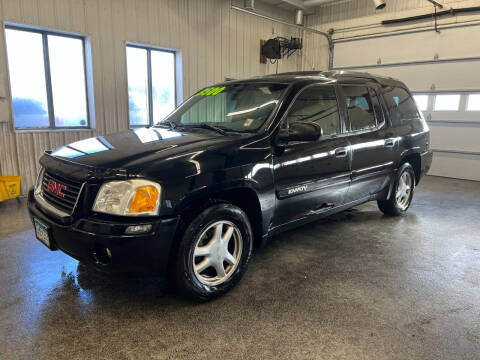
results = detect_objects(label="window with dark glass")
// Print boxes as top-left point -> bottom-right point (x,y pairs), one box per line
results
383,87 -> 419,125
286,85 -> 341,136
5,26 -> 90,129
342,86 -> 377,131
126,45 -> 176,127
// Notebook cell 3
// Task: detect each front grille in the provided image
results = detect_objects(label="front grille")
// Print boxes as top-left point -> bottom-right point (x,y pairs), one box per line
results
41,171 -> 83,214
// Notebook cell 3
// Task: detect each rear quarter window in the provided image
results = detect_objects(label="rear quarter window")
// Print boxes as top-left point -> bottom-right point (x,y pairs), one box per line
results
383,87 -> 420,126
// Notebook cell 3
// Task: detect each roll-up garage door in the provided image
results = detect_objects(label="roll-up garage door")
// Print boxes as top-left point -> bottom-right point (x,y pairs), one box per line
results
333,23 -> 480,181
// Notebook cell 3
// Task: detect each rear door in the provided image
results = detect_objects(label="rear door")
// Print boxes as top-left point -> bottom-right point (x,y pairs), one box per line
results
340,84 -> 396,203
272,84 -> 351,228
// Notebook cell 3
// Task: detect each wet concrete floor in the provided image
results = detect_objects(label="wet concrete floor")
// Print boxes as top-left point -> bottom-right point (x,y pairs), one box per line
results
0,175 -> 479,359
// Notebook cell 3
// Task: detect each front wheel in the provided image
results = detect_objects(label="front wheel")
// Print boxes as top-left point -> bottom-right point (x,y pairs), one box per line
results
173,203 -> 253,301
378,162 -> 415,216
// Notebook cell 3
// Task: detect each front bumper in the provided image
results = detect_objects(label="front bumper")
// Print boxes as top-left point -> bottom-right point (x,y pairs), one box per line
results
27,189 -> 179,275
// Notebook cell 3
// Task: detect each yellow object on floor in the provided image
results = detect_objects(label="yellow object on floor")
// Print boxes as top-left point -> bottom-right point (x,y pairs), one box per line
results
0,176 -> 21,202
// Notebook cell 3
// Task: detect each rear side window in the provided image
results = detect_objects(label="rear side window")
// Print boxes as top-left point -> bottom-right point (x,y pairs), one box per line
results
342,86 -> 377,131
383,87 -> 419,125
286,85 -> 341,136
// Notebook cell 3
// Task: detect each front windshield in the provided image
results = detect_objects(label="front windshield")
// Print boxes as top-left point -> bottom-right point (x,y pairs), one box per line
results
156,83 -> 288,132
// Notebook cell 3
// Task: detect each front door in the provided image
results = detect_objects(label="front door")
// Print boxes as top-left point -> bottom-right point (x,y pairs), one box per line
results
272,84 -> 351,229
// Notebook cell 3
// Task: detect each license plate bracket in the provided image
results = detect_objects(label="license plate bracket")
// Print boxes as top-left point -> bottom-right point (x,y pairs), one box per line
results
33,218 -> 55,250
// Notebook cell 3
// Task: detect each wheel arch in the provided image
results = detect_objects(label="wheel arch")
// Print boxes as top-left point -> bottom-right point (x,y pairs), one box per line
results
400,152 -> 421,185
174,182 -> 264,248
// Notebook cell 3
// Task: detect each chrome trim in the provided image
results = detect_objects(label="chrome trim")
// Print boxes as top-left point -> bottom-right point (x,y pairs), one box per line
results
71,182 -> 86,214
41,172 -> 85,216
353,161 -> 394,175
34,191 -> 70,219
36,171 -> 86,219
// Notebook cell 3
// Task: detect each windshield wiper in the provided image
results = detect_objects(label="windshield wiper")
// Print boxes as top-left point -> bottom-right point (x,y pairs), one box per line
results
155,120 -> 176,130
185,123 -> 227,135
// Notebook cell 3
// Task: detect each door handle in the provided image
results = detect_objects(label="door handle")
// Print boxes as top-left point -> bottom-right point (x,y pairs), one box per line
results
385,138 -> 395,147
334,147 -> 348,158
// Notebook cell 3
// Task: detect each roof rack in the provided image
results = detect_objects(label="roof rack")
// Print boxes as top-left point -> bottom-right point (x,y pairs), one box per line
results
327,71 -> 393,83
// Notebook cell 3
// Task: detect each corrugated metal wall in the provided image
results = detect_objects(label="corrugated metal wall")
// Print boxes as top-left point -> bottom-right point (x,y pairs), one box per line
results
0,0 -> 302,194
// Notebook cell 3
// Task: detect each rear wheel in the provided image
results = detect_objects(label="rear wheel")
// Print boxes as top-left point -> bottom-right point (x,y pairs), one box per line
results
378,162 -> 415,216
173,203 -> 253,301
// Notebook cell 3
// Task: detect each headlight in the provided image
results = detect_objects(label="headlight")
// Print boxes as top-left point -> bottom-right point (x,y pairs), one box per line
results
92,179 -> 161,216
34,167 -> 45,195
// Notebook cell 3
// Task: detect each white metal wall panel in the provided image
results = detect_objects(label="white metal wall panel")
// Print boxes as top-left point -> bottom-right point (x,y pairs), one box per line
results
429,124 -> 480,153
429,152 -> 480,182
333,24 -> 480,69
335,61 -> 480,92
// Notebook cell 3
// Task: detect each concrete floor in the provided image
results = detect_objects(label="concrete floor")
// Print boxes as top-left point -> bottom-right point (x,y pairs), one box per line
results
0,175 -> 479,360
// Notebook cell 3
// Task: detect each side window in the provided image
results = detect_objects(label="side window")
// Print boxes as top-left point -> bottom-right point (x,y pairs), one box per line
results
383,87 -> 419,126
286,85 -> 341,136
342,86 -> 377,131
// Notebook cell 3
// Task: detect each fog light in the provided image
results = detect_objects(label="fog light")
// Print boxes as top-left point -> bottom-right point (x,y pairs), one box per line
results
125,224 -> 152,234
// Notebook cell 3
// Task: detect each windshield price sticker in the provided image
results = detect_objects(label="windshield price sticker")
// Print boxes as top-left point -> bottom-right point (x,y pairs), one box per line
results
196,86 -> 226,96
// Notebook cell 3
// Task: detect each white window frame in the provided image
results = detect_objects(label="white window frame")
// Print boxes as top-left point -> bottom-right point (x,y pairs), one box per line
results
466,93 -> 480,112
413,91 -> 480,124
412,94 -> 430,112
433,93 -> 462,112
5,22 -> 95,131
126,42 -> 183,128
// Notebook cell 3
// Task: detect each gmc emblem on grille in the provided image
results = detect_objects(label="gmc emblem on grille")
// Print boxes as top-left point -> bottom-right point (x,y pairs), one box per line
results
47,179 -> 67,198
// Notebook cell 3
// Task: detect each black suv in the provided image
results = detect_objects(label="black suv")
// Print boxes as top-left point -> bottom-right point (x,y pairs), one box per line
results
28,71 -> 432,300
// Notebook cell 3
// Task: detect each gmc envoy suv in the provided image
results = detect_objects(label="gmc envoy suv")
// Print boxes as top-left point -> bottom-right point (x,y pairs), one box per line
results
28,71 -> 432,301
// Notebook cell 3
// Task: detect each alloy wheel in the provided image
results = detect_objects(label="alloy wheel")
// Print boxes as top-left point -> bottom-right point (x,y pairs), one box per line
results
193,221 -> 243,286
396,172 -> 412,210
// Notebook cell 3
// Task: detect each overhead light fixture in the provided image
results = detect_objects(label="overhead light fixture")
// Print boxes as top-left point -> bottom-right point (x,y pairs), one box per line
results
373,0 -> 386,9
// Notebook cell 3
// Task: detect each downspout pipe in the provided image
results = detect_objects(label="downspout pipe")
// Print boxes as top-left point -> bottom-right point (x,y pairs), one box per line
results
231,5 -> 334,70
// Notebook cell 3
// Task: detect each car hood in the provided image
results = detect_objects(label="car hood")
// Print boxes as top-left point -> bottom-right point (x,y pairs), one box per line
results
47,127 -> 247,176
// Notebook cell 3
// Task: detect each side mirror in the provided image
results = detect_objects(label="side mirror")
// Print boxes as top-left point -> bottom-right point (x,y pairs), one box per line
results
278,122 -> 322,143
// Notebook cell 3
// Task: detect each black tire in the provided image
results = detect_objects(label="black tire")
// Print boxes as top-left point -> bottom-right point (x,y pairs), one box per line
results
173,203 -> 253,301
378,162 -> 416,216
